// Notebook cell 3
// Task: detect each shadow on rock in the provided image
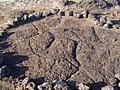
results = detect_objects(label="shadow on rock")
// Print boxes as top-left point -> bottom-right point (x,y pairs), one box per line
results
86,82 -> 107,90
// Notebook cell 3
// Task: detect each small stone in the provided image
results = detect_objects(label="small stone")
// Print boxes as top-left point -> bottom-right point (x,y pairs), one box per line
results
42,10 -> 51,17
22,77 -> 31,89
51,8 -> 60,15
118,82 -> 120,87
113,24 -> 120,29
73,12 -> 82,18
101,85 -> 114,90
28,13 -> 35,20
81,10 -> 89,18
77,83 -> 89,90
65,10 -> 73,16
103,23 -> 112,28
23,13 -> 28,21
100,16 -> 107,24
7,20 -> 14,27
16,82 -> 24,90
37,82 -> 52,90
115,74 -> 120,80
26,82 -> 35,90
2,23 -> 10,29
34,11 -> 42,19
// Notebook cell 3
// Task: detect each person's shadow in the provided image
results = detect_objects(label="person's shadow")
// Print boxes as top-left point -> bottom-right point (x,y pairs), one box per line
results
0,31 -> 28,78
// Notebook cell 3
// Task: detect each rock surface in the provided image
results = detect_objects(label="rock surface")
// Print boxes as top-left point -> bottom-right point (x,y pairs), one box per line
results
0,0 -> 120,90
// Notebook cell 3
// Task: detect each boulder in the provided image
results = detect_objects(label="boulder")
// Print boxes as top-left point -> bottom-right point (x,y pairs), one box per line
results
115,74 -> 120,80
100,16 -> 107,24
42,10 -> 51,17
23,13 -> 28,21
73,12 -> 82,18
37,82 -> 52,90
34,11 -> 42,19
113,24 -> 120,29
103,23 -> 112,28
81,10 -> 89,18
50,8 -> 60,15
7,20 -> 15,27
77,83 -> 89,90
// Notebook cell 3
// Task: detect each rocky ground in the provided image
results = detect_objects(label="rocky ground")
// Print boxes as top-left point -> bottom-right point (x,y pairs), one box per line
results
0,0 -> 120,90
